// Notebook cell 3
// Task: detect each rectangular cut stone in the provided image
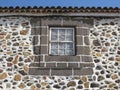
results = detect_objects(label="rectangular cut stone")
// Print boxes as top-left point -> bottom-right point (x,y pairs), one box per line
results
33,46 -> 40,55
40,36 -> 48,45
84,36 -> 90,45
80,63 -> 95,68
41,18 -> 62,26
68,63 -> 78,68
29,62 -> 44,67
29,68 -> 50,75
76,36 -> 83,45
51,68 -> 72,76
45,56 -> 80,62
76,28 -> 89,36
41,28 -> 48,35
33,36 -> 39,45
76,46 -> 90,55
40,46 -> 48,54
34,56 -> 43,62
74,68 -> 93,75
81,56 -> 93,62
57,63 -> 67,68
31,28 -> 40,35
46,63 -> 56,68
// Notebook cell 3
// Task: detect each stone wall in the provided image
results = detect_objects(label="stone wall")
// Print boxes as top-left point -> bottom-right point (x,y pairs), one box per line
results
0,17 -> 119,90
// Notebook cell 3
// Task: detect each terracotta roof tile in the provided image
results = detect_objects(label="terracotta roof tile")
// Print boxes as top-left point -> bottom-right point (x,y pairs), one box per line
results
0,6 -> 119,14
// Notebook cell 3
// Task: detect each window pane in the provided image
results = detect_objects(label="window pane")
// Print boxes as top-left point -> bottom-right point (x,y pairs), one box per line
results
51,29 -> 58,35
59,29 -> 65,35
65,49 -> 73,55
59,49 -> 65,55
66,35 -> 73,41
51,35 -> 58,41
67,29 -> 73,35
59,43 -> 65,49
66,43 -> 73,49
59,35 -> 65,41
51,43 -> 58,49
51,49 -> 58,55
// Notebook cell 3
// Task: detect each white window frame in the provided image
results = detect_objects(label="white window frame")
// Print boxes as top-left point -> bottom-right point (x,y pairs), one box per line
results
49,27 -> 75,56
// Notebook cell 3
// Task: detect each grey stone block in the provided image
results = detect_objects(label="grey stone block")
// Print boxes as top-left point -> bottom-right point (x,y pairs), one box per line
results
29,68 -> 50,75
31,28 -> 40,35
40,36 -> 48,45
76,36 -> 83,45
41,18 -> 62,26
34,56 -> 43,62
81,56 -> 93,62
76,46 -> 90,55
40,46 -> 48,54
45,56 -> 80,62
76,28 -> 89,36
33,36 -> 39,45
80,63 -> 94,68
74,68 -> 93,75
68,63 -> 78,68
84,36 -> 90,45
51,68 -> 72,76
33,46 -> 40,55
41,28 -> 48,35
57,63 -> 67,68
29,62 -> 44,67
46,63 -> 56,68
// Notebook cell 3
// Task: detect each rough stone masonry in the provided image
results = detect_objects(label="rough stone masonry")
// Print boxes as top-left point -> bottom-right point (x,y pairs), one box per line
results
0,16 -> 120,90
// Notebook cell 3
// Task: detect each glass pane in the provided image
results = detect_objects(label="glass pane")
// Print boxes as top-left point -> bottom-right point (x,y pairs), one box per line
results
65,49 -> 73,55
66,43 -> 73,49
51,49 -> 58,55
51,29 -> 58,35
51,43 -> 58,49
59,29 -> 65,35
59,49 -> 65,55
59,43 -> 65,49
59,35 -> 65,41
66,35 -> 73,41
51,35 -> 58,41
67,29 -> 73,35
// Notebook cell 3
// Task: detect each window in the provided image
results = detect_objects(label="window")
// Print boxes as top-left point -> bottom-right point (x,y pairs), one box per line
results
49,27 -> 75,55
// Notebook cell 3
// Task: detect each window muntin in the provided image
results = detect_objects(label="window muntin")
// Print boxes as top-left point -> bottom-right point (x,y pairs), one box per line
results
49,27 -> 75,55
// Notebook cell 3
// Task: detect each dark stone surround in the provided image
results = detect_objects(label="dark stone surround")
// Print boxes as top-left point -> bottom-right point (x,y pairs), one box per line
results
29,16 -> 94,76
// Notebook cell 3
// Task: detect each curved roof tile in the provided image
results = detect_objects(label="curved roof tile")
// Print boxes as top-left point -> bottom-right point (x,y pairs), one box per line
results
0,6 -> 119,14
